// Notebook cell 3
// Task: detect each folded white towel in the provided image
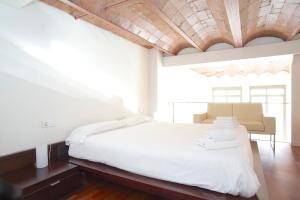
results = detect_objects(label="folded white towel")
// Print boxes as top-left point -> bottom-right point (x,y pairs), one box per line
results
213,116 -> 239,128
213,120 -> 239,128
197,137 -> 240,150
214,119 -> 238,123
206,129 -> 237,141
214,120 -> 239,124
216,116 -> 237,121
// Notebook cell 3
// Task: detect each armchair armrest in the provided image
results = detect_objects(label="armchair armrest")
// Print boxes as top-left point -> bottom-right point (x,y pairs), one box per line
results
263,117 -> 276,134
193,113 -> 207,123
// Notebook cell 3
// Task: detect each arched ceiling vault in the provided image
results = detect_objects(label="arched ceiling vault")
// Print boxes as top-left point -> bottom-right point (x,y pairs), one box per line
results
42,0 -> 300,55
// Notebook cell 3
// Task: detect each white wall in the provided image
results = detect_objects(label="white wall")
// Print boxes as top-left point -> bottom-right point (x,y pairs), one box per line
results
292,54 -> 300,146
0,2 -> 149,156
148,49 -> 161,116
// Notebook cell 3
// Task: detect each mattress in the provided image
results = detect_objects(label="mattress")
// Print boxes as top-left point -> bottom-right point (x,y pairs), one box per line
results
67,121 -> 260,197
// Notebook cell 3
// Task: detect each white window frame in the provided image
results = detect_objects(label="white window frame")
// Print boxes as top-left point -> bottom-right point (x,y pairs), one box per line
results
249,85 -> 286,112
212,87 -> 242,103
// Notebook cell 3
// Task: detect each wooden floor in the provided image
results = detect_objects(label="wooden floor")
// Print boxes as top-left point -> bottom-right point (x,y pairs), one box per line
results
258,141 -> 300,200
66,141 -> 300,200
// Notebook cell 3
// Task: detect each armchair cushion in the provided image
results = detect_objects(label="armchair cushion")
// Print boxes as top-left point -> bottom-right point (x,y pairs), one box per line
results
233,103 -> 263,122
263,117 -> 276,134
207,103 -> 232,119
193,113 -> 207,123
239,121 -> 265,132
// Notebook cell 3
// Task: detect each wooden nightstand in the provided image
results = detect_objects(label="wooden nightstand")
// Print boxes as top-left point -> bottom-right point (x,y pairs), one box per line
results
2,160 -> 81,200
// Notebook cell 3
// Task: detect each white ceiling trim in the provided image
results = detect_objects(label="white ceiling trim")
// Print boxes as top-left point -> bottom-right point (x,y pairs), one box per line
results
163,40 -> 300,67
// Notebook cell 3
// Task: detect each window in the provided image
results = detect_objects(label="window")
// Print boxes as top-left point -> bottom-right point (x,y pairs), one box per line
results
250,85 -> 287,141
212,87 -> 242,103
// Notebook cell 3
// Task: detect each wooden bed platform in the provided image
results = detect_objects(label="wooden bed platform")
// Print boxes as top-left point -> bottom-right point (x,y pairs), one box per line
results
65,141 -> 268,200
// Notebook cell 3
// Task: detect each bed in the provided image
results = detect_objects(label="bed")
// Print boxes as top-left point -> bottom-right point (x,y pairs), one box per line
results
66,120 -> 260,198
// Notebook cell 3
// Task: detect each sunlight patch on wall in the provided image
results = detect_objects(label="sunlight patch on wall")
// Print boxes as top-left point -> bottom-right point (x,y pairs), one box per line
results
0,38 -> 140,113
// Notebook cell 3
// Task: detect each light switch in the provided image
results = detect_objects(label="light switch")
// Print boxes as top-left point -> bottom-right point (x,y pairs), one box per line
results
41,121 -> 55,128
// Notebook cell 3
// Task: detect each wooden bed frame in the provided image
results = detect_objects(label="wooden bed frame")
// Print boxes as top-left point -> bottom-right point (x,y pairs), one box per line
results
53,141 -> 267,200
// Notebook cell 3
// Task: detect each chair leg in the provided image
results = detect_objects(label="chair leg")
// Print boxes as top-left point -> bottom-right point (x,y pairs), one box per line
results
273,135 -> 276,153
270,134 -> 275,153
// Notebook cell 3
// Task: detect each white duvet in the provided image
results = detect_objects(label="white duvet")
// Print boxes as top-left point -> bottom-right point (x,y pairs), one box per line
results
67,121 -> 260,197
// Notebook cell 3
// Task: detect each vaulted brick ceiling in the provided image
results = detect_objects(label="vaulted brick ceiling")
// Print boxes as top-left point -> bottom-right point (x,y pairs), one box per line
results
41,0 -> 300,55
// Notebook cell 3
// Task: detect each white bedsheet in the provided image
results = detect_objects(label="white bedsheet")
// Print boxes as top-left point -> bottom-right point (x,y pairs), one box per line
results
67,121 -> 260,197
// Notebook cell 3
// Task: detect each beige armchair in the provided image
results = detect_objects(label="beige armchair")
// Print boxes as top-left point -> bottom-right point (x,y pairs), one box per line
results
194,103 -> 276,151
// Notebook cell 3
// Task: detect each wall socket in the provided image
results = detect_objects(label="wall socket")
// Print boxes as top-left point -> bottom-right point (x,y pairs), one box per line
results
40,121 -> 55,128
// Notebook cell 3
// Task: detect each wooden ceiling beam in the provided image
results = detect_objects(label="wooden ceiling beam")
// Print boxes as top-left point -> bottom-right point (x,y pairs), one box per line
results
224,0 -> 243,47
103,0 -> 132,9
44,0 -> 174,55
73,13 -> 88,20
145,0 -> 203,52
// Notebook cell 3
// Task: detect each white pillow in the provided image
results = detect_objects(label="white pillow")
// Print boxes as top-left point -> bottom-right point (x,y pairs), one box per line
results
121,115 -> 152,127
66,120 -> 126,145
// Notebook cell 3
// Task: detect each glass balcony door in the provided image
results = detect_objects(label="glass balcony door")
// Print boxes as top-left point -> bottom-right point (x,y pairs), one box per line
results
250,85 -> 288,142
